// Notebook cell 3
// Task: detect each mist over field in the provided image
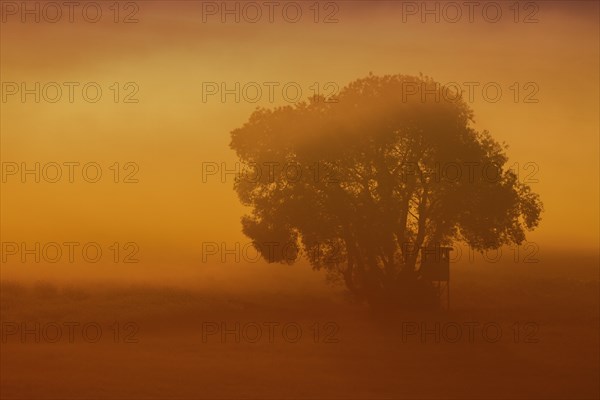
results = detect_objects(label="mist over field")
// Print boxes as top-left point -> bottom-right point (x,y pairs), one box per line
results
1,1 -> 599,399
1,250 -> 598,398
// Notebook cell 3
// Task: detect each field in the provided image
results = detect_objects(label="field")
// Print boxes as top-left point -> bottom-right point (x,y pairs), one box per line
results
1,252 -> 598,399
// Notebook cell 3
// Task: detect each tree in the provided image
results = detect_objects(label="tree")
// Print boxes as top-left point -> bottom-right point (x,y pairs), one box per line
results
230,74 -> 543,309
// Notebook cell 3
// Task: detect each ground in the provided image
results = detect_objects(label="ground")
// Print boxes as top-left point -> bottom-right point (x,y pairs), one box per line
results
0,252 -> 598,399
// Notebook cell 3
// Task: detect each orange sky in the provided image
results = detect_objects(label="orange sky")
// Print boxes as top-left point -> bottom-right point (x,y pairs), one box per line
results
1,1 -> 598,279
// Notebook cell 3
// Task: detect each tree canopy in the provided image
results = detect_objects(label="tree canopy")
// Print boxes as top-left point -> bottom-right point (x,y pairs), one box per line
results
230,74 -> 542,308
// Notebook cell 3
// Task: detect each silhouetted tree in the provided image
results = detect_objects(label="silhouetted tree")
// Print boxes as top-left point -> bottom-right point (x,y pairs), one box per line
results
230,74 -> 542,309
